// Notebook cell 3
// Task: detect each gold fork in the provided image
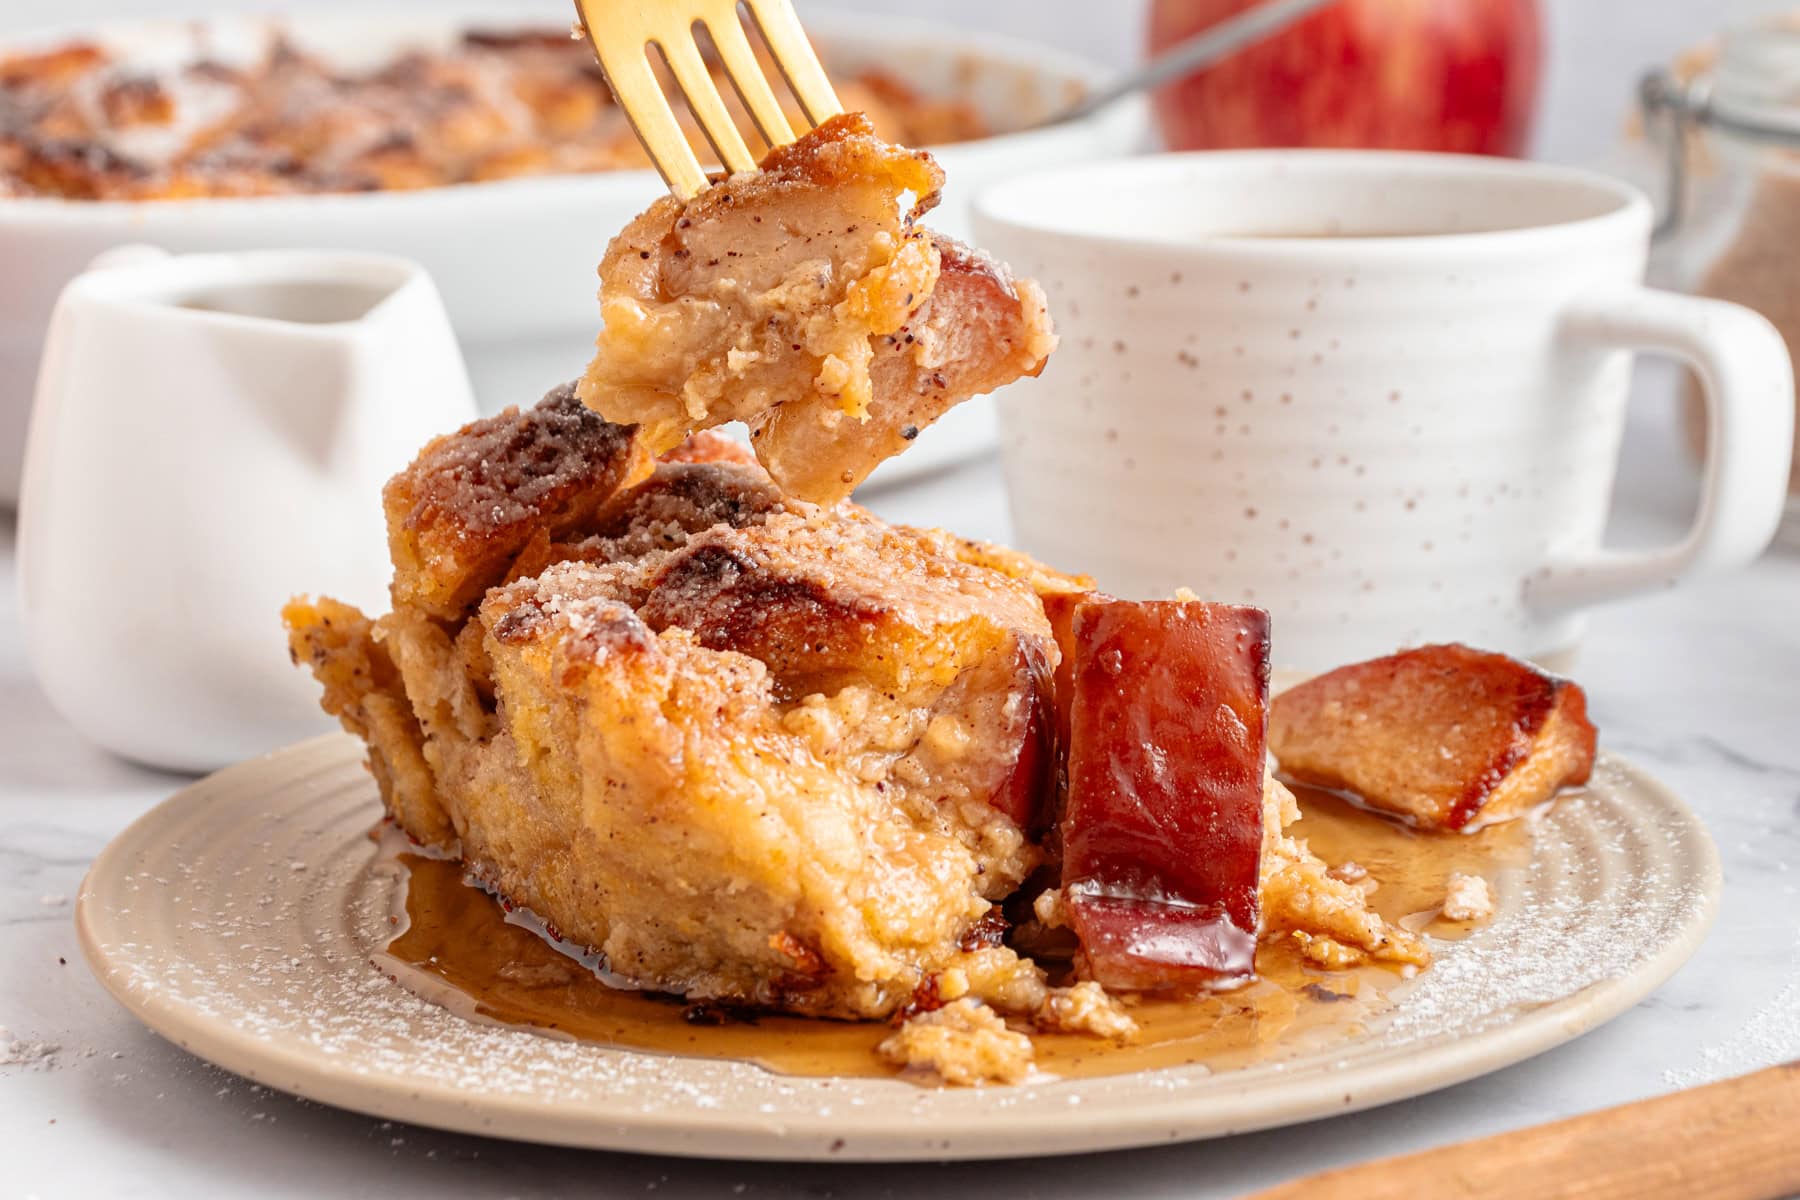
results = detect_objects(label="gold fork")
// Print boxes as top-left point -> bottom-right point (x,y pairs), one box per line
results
572,0 -> 843,198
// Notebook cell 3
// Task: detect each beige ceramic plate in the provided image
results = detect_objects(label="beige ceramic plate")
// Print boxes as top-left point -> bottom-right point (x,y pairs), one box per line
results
78,734 -> 1719,1162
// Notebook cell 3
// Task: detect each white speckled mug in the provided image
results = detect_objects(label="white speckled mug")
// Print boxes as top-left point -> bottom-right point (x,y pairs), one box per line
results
975,151 -> 1795,670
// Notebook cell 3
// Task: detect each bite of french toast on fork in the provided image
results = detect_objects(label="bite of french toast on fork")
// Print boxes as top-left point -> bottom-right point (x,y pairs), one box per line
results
577,113 -> 1054,502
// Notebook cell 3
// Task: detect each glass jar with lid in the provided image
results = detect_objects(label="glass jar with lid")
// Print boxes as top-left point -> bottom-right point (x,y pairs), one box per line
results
1641,17 -> 1800,545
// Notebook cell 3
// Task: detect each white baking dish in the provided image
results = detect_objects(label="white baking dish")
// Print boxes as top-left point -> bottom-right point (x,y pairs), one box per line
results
0,5 -> 1145,502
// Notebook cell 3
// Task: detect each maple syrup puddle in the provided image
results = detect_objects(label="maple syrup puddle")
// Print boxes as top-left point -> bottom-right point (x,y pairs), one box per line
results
377,787 -> 1533,1081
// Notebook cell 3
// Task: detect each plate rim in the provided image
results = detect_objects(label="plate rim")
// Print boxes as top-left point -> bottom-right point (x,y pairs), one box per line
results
76,733 -> 1723,1161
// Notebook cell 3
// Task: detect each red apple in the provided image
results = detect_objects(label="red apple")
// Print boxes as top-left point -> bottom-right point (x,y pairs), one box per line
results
1060,598 -> 1271,991
1148,0 -> 1543,157
1040,588 -> 1111,759
987,640 -> 1057,834
1034,588 -> 1111,864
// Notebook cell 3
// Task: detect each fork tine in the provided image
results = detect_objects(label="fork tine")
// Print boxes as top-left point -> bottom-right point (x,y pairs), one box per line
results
698,13 -> 796,149
739,0 -> 843,127
595,45 -> 710,198
656,34 -> 759,177
572,0 -> 836,199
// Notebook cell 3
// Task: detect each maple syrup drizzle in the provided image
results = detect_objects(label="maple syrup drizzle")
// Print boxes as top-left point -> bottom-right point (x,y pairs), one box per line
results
378,787 -> 1532,1080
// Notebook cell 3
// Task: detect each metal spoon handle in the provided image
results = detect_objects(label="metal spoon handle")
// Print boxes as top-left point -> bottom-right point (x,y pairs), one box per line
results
1051,0 -> 1340,126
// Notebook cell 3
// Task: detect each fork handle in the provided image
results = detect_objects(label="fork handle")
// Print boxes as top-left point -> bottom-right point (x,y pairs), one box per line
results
1245,1062 -> 1800,1200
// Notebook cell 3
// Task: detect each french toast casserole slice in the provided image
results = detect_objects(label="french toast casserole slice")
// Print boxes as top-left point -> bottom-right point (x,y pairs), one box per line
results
289,390 -> 1095,1022
285,115 -> 1446,1082
286,388 -> 1425,1052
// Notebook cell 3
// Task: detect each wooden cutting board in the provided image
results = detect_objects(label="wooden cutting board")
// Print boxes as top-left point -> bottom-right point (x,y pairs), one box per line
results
1246,1061 -> 1800,1200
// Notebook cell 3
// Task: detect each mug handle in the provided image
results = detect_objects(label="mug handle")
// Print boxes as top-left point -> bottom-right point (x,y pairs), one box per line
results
1525,286 -> 1794,615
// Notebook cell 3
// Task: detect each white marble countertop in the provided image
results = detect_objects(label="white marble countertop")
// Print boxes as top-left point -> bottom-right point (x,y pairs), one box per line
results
3,391 -> 1798,1199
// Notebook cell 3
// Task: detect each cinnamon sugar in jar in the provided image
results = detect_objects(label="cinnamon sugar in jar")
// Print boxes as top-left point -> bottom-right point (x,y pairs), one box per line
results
1643,19 -> 1800,541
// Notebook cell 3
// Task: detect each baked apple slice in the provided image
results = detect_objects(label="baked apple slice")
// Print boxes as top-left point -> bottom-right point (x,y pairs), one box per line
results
1269,642 -> 1596,831
988,641 -> 1056,834
1061,598 -> 1271,991
1040,588 -> 1102,757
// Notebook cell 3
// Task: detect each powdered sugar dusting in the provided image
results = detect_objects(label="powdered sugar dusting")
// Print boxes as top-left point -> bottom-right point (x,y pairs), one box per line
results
1663,900 -> 1800,1090
75,741 -> 1718,1157
0,1027 -> 62,1069
1377,778 -> 1713,1049
1664,975 -> 1800,1089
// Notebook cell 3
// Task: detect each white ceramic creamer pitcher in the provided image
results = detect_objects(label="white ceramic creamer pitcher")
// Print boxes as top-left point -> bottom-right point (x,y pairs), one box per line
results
18,247 -> 477,771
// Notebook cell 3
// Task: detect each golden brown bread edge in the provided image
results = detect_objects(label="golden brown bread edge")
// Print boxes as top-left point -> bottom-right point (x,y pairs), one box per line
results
1268,643 -> 1597,831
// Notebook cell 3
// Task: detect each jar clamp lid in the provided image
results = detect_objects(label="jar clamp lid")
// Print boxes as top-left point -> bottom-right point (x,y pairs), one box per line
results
1640,22 -> 1800,240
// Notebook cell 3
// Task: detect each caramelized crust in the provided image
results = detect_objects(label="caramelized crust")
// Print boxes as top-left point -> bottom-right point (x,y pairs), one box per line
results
382,383 -> 651,620
573,459 -> 786,565
578,114 -> 1053,502
1269,644 -> 1598,831
640,509 -> 1053,693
